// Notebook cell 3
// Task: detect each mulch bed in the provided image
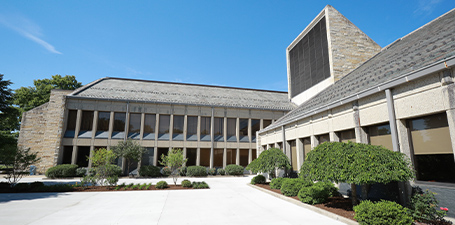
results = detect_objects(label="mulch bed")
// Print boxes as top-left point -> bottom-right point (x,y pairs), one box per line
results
255,183 -> 356,221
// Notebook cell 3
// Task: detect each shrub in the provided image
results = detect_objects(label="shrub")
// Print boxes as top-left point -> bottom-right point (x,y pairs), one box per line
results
270,177 -> 285,189
280,178 -> 312,197
0,182 -> 11,190
354,200 -> 413,225
178,166 -> 187,176
409,186 -> 448,223
251,175 -> 266,184
13,183 -> 30,192
192,181 -> 209,189
245,148 -> 291,178
181,179 -> 192,188
75,167 -> 87,177
298,181 -> 337,205
34,184 -> 74,192
208,168 -> 216,175
225,164 -> 244,175
160,167 -> 172,177
186,166 -> 207,177
45,164 -> 78,178
217,168 -> 225,175
156,181 -> 168,189
139,165 -> 161,177
30,181 -> 45,190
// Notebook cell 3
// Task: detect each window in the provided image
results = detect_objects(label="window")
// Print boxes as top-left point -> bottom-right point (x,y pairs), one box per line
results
141,147 -> 154,166
66,110 -> 77,131
339,129 -> 356,143
227,118 -> 237,142
409,113 -> 455,183
187,116 -> 198,135
80,111 -> 94,131
62,146 -> 73,164
213,149 -> 223,167
112,112 -> 126,139
214,118 -> 223,136
239,119 -> 248,136
227,149 -> 237,165
200,148 -> 211,167
144,114 -> 156,133
239,149 -> 248,167
368,123 -> 392,151
159,115 -> 170,134
289,140 -> 298,171
318,134 -> 330,144
173,115 -> 184,134
97,112 -> 110,132
129,113 -> 141,133
200,117 -> 211,135
186,148 -> 197,166
157,148 -> 169,163
302,138 -> 311,159
251,149 -> 257,161
263,119 -> 272,128
251,119 -> 260,141
77,146 -> 90,167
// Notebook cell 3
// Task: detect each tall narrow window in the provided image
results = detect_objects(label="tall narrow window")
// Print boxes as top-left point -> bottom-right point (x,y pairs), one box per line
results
226,118 -> 237,142
141,147 -> 154,166
214,117 -> 224,141
251,119 -> 260,142
368,123 -> 392,151
410,113 -> 455,183
213,149 -> 223,167
239,149 -> 248,167
239,119 -> 249,142
96,112 -> 110,138
128,113 -> 141,139
302,138 -> 311,159
200,148 -> 211,167
227,149 -> 237,165
64,110 -> 77,138
289,140 -> 298,171
158,115 -> 170,140
112,112 -> 126,139
187,116 -> 198,141
200,117 -> 211,141
173,115 -> 184,140
186,148 -> 197,166
143,114 -> 156,140
79,111 -> 94,138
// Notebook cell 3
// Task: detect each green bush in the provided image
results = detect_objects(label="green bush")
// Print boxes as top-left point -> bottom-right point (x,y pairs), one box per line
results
181,179 -> 192,188
186,166 -> 207,177
251,175 -> 266,184
270,177 -> 285,189
409,187 -> 448,223
30,181 -> 45,190
298,181 -> 337,205
160,167 -> 172,177
178,166 -> 187,176
155,181 -> 168,189
45,164 -> 78,178
280,178 -> 312,197
208,168 -> 216,175
192,181 -> 209,189
217,168 -> 225,175
13,183 -> 30,192
225,164 -> 244,175
34,184 -> 74,192
139,165 -> 161,177
75,167 -> 87,177
354,200 -> 413,225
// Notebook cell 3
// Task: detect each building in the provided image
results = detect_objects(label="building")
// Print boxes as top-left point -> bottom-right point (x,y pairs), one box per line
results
18,78 -> 294,173
257,5 -> 455,217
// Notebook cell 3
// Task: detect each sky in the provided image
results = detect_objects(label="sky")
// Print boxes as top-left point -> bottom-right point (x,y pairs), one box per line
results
1,0 -> 453,92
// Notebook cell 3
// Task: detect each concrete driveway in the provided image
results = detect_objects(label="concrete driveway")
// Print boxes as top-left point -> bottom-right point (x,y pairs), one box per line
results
0,176 -> 347,225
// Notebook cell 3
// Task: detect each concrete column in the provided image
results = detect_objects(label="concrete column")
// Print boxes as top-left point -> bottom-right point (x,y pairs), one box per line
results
153,114 -> 160,166
441,70 -> 455,159
236,118 -> 240,143
385,89 -> 400,152
248,118 -> 252,143
353,102 -> 367,143
88,111 -> 98,168
71,109 -> 82,164
196,147 -> 200,166
396,119 -> 412,160
71,146 -> 78,165
210,108 -> 214,168
139,113 -> 145,141
223,116 -> 227,143
310,135 -> 318,148
329,131 -> 339,142
183,147 -> 187,166
260,119 -> 264,129
108,111 -> 115,141
249,148 -> 252,164
88,145 -> 95,168
124,103 -> 130,141
183,114 -> 188,142
169,113 -> 174,143
236,148 -> 240,165
223,148 -> 227,168
446,109 -> 455,158
296,138 -> 304,167
282,126 -> 286,153
197,115 -> 201,142
285,140 -> 291,160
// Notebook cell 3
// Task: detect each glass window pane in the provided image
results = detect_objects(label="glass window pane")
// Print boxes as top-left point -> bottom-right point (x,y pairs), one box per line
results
214,118 -> 223,136
227,149 -> 237,165
186,148 -> 197,166
303,138 -> 311,158
252,149 -> 257,161
113,112 -> 126,132
318,134 -> 330,144
97,112 -> 110,131
227,118 -> 236,136
239,149 -> 248,167
200,117 -> 211,135
80,111 -> 94,131
214,149 -> 223,167
173,115 -> 184,134
129,113 -> 141,133
159,115 -> 170,134
141,147 -> 154,166
239,119 -> 248,136
368,123 -> 392,150
144,114 -> 156,133
62,146 -> 73,164
339,129 -> 356,143
200,148 -> 211,167
290,140 -> 298,171
157,148 -> 168,165
263,120 -> 272,129
187,116 -> 198,135
66,110 -> 77,131
76,146 -> 90,167
251,119 -> 260,137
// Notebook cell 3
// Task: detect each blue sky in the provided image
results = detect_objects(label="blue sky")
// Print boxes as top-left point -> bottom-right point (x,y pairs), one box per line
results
1,0 -> 453,91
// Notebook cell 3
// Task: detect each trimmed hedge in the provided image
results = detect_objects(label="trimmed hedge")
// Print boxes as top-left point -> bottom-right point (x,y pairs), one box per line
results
251,175 -> 266,184
45,164 -> 78,178
217,168 -> 226,175
139,165 -> 161,177
192,181 -> 209,189
156,181 -> 168,189
280,178 -> 312,197
298,181 -> 337,205
181,179 -> 192,188
270,177 -> 285,189
186,166 -> 207,177
225,164 -> 244,175
354,200 -> 413,225
208,168 -> 216,175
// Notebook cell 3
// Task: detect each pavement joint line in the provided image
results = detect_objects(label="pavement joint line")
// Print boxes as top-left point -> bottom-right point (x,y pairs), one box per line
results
247,183 -> 359,225
156,190 -> 170,224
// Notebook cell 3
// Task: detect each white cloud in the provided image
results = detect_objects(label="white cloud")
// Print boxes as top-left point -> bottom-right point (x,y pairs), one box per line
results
0,14 -> 62,54
414,0 -> 442,15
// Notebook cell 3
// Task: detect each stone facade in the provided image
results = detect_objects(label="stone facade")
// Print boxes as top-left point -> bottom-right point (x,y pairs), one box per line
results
18,89 -> 73,173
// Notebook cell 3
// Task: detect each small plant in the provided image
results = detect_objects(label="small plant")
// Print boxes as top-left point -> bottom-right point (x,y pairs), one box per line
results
186,166 -> 208,177
298,181 -> 337,205
145,183 -> 152,189
127,183 -> 134,188
181,179 -> 192,188
155,181 -> 168,189
115,186 -> 121,190
192,181 -> 209,189
280,178 -> 312,197
251,175 -> 266,184
208,168 -> 216,175
132,184 -> 140,190
354,200 -> 413,225
139,165 -> 161,177
139,183 -> 147,190
217,168 -> 225,175
178,166 -> 187,176
270,177 -> 285,189
409,186 -> 449,223
160,167 -> 172,177
225,164 -> 244,175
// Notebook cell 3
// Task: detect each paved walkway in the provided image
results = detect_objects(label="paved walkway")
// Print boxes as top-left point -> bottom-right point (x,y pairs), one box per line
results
0,176 -> 346,225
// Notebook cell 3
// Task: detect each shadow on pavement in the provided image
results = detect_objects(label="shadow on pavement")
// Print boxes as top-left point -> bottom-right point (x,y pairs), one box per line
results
0,192 -> 69,203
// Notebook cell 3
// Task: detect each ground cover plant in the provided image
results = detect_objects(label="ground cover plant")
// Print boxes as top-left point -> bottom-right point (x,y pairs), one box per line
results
217,168 -> 225,175
246,148 -> 290,178
181,179 -> 192,188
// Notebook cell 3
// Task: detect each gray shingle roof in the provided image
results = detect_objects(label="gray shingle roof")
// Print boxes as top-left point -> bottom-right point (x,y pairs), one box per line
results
262,8 -> 455,132
69,78 -> 296,111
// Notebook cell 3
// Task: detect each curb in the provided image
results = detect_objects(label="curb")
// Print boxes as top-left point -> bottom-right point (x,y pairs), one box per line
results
248,184 -> 359,225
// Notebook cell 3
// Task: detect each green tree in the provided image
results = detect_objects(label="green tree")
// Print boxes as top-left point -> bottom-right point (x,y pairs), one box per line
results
246,148 -> 291,178
299,142 -> 415,205
160,148 -> 188,185
112,139 -> 146,176
13,74 -> 82,112
0,147 -> 40,186
0,74 -> 19,151
83,148 -> 119,186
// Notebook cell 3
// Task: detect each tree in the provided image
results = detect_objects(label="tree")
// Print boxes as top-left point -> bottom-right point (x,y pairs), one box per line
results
13,74 -> 82,112
246,148 -> 291,178
160,148 -> 187,185
84,148 -> 119,186
0,74 -> 19,151
0,147 -> 40,186
112,139 -> 146,176
299,142 -> 415,205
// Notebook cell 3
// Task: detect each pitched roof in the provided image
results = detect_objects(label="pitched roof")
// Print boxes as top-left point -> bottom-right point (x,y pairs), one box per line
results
262,8 -> 455,132
68,77 -> 296,111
